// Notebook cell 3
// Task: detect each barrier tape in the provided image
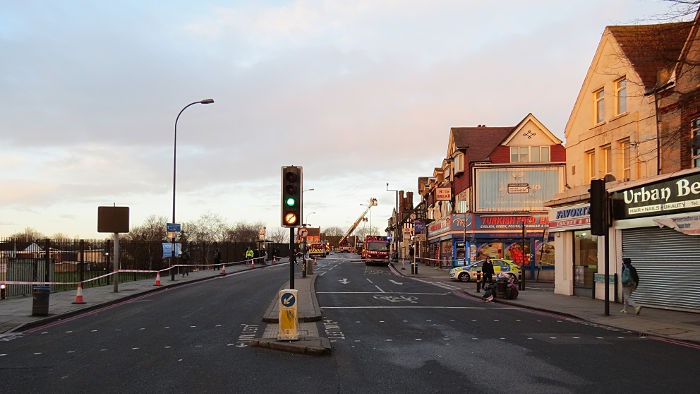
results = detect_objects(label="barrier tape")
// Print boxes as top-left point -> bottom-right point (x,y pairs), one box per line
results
0,257 -> 271,286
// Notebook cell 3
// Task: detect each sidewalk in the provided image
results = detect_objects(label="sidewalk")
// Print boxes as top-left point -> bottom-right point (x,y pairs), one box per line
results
393,262 -> 700,345
0,261 -> 263,334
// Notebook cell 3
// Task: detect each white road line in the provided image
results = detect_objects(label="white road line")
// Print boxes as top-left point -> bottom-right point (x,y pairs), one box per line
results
321,306 -> 521,310
366,278 -> 374,284
375,285 -> 385,292
317,291 -> 448,295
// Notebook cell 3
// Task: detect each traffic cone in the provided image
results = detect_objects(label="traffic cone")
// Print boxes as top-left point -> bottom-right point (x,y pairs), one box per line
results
250,259 -> 255,268
314,258 -> 318,265
153,272 -> 162,286
220,264 -> 226,275
273,256 -> 277,264
72,283 -> 86,304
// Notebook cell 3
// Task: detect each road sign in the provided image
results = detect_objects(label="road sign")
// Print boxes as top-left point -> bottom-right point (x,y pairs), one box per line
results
299,228 -> 309,237
166,223 -> 181,233
278,289 -> 299,340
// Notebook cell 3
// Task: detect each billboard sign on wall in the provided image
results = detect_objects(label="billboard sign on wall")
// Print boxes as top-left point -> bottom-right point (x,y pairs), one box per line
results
474,167 -> 563,212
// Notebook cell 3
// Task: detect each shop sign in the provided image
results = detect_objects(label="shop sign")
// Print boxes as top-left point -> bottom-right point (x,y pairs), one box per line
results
474,215 -> 548,230
654,214 -> 700,236
436,188 -> 452,201
548,203 -> 591,231
451,214 -> 473,231
428,216 -> 451,237
508,183 -> 530,194
612,172 -> 700,219
414,220 -> 425,232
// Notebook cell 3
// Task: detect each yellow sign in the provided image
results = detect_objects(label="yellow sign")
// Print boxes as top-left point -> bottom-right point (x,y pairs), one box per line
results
277,289 -> 299,340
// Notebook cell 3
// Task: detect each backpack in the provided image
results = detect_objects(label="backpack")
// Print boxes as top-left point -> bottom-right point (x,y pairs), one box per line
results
621,266 -> 634,286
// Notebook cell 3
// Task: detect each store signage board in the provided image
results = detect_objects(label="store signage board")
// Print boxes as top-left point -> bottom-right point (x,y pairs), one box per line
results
612,172 -> 700,220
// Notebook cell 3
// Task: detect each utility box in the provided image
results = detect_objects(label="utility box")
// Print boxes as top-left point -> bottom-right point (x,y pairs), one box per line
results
32,286 -> 51,316
277,289 -> 299,341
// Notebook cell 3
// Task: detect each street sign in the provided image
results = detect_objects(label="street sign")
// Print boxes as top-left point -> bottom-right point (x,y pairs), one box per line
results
166,223 -> 181,233
278,289 -> 299,340
161,243 -> 181,258
299,228 -> 309,237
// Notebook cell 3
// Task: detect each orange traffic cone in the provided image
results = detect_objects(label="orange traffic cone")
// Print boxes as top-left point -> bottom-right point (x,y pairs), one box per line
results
72,283 -> 86,304
314,258 -> 318,265
250,259 -> 255,268
273,257 -> 277,264
153,272 -> 162,286
220,264 -> 227,275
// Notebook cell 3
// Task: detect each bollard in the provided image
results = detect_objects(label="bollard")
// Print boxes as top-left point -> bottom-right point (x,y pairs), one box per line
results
476,271 -> 481,293
518,273 -> 523,291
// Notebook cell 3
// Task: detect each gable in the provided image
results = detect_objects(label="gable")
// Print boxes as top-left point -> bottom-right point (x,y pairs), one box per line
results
502,114 -> 561,146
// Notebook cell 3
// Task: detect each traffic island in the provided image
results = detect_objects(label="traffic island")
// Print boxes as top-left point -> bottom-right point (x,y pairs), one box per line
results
251,337 -> 331,355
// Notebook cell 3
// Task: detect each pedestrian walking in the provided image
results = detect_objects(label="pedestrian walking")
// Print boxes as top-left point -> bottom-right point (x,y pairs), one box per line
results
180,249 -> 190,277
482,257 -> 495,284
621,257 -> 641,315
213,247 -> 221,270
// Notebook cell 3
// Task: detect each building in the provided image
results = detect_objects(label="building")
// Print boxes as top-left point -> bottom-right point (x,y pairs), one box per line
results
547,16 -> 700,312
423,114 -> 566,277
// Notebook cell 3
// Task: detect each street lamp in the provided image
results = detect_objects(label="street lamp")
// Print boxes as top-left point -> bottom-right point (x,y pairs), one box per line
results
386,182 -> 399,264
171,98 -> 214,280
305,211 -> 316,226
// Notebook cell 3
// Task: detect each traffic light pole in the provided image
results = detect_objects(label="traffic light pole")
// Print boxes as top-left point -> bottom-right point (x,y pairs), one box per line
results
289,227 -> 294,289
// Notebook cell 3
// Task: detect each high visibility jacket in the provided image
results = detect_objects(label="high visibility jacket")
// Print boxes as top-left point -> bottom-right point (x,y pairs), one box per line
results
246,250 -> 254,258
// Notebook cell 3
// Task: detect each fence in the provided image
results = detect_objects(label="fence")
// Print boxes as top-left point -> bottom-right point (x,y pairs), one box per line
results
0,238 -> 291,299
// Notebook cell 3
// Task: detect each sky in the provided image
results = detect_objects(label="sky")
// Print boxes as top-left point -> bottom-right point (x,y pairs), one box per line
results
0,0 -> 692,239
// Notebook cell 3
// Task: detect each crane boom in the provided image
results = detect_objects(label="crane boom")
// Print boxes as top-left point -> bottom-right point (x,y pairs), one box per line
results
339,198 -> 377,247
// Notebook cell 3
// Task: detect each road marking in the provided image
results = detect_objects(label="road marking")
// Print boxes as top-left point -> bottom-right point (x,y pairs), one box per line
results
389,280 -> 403,285
339,278 -> 350,285
236,324 -> 259,348
375,285 -> 385,292
317,291 -> 448,295
323,319 -> 345,341
321,306 -> 520,310
373,294 -> 418,304
366,278 -> 374,284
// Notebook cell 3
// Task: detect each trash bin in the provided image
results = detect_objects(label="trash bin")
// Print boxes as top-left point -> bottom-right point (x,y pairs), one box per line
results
32,285 -> 51,316
495,279 -> 507,299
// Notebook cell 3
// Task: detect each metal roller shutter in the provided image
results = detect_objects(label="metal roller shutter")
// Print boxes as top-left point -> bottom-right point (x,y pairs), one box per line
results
622,227 -> 700,313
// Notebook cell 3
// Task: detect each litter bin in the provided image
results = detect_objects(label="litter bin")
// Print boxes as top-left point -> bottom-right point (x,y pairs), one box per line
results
32,285 -> 51,316
495,279 -> 507,299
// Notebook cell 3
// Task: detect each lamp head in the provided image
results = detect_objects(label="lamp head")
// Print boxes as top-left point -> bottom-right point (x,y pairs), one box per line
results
200,98 -> 214,104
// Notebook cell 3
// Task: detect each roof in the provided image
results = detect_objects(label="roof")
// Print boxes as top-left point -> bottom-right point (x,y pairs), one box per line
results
450,126 -> 514,161
608,22 -> 693,90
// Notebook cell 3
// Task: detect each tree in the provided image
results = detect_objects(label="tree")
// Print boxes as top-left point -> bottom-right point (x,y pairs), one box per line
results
124,216 -> 168,241
7,227 -> 45,242
184,213 -> 227,243
268,227 -> 289,243
223,222 -> 263,243
321,226 -> 344,237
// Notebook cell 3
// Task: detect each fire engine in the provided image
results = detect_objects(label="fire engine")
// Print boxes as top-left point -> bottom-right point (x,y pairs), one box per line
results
362,235 -> 390,265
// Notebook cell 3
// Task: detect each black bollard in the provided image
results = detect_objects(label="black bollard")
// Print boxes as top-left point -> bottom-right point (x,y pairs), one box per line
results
476,271 -> 481,293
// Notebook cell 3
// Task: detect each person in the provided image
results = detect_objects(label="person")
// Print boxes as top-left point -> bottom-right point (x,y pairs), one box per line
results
245,247 -> 254,260
482,257 -> 495,284
180,249 -> 190,277
621,257 -> 641,315
213,247 -> 221,271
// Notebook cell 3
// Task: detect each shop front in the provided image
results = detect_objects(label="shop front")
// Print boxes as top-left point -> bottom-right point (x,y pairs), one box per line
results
427,213 -> 552,278
611,169 -> 700,313
548,203 -> 595,296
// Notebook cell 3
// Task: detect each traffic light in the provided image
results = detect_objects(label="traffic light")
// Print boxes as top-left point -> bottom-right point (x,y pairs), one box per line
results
589,179 -> 608,236
281,166 -> 303,227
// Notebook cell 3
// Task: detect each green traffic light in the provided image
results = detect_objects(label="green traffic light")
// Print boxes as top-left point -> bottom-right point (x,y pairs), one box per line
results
286,197 -> 296,207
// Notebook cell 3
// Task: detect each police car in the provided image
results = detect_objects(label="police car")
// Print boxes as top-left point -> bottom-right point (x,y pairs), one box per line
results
449,259 -> 521,282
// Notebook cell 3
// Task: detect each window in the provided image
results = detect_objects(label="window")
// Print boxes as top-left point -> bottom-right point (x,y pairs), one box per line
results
585,149 -> 595,182
618,138 -> 630,181
594,89 -> 605,124
601,144 -> 612,175
615,78 -> 627,115
454,153 -> 464,174
693,119 -> 700,168
510,146 -> 551,163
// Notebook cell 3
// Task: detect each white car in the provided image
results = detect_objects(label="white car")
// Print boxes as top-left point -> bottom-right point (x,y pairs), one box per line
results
449,259 -> 521,282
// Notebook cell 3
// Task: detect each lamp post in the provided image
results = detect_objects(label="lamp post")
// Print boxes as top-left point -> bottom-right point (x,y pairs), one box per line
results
171,98 -> 214,280
386,182 -> 399,265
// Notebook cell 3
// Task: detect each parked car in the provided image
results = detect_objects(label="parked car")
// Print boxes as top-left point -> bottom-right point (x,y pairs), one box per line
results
449,259 -> 521,282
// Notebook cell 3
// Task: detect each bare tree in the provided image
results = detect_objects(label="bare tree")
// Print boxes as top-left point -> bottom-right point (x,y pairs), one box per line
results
321,226 -> 344,237
223,222 -> 263,243
7,227 -> 45,242
125,215 -> 168,241
184,213 -> 227,243
268,227 -> 289,243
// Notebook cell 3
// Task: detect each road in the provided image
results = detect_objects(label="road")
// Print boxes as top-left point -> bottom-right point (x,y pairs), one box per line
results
0,254 -> 698,393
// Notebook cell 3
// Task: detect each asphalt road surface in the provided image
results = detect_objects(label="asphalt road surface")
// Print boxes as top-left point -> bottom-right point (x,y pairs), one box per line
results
1,254 -> 698,393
